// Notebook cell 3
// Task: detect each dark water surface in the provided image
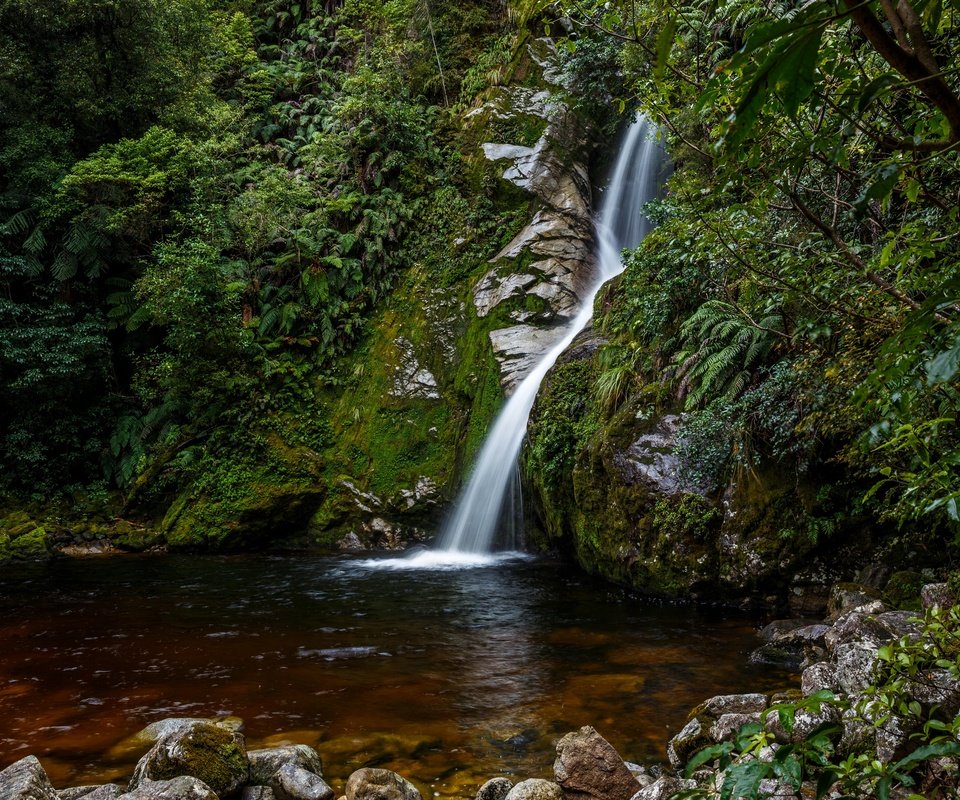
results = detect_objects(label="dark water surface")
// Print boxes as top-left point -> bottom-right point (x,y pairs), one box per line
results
0,553 -> 792,795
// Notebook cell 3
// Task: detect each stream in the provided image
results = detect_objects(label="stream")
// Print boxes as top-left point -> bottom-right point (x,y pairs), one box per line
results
0,553 -> 791,795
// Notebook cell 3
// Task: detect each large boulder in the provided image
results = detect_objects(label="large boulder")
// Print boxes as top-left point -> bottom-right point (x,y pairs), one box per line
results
344,769 -> 421,800
128,722 -> 249,798
119,777 -> 218,800
553,726 -> 641,800
0,756 -> 58,800
247,746 -> 323,785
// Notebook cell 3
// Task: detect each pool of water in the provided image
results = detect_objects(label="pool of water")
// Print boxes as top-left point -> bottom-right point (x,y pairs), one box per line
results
0,552 -> 792,795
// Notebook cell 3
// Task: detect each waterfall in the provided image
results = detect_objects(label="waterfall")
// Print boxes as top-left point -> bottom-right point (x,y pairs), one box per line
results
432,115 -> 667,557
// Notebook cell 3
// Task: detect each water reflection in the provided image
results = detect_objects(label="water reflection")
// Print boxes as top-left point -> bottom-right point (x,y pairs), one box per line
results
0,555 -> 791,793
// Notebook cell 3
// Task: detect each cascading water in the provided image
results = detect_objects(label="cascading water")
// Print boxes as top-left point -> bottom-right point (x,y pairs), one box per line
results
369,115 -> 666,569
440,115 -> 667,557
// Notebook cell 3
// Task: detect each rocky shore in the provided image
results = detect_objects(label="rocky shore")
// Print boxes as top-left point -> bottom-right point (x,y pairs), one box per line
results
3,583 -> 957,800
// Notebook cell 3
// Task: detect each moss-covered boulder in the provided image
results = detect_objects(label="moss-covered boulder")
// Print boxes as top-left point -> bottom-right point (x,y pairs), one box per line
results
524,327 -> 876,605
129,722 -> 249,798
0,511 -> 53,565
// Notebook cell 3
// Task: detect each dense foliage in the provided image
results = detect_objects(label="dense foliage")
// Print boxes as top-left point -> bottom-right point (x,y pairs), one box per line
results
0,0 -> 508,501
516,0 -> 960,540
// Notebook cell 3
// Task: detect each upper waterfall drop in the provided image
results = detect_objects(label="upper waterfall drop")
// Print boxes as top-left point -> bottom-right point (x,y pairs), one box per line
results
429,115 -> 668,558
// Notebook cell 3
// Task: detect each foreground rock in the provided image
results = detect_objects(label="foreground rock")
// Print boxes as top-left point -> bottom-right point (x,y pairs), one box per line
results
503,779 -> 563,800
553,726 -> 640,800
269,766 -> 333,800
0,756 -> 58,800
120,777 -> 218,800
61,787 -> 122,800
129,722 -> 248,798
247,747 -> 323,786
344,769 -> 421,800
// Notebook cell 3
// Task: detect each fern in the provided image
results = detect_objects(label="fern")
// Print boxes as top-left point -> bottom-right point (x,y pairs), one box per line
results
675,300 -> 783,409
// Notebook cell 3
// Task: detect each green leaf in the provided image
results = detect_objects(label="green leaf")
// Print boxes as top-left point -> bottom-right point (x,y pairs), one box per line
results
654,16 -> 678,81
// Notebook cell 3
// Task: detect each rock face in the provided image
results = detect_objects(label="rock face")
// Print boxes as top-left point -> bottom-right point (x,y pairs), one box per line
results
60,788 -> 122,800
471,41 -> 599,392
524,330 -> 888,603
344,769 -> 422,800
0,756 -> 58,800
129,722 -> 249,798
553,726 -> 641,800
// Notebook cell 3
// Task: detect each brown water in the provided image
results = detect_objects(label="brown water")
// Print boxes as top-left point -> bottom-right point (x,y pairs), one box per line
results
0,553 -> 792,795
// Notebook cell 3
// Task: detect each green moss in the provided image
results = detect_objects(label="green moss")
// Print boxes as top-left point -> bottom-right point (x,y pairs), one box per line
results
883,570 -> 926,611
147,723 -> 248,796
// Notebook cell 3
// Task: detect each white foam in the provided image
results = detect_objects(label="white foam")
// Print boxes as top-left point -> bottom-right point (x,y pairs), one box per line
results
356,550 -> 532,571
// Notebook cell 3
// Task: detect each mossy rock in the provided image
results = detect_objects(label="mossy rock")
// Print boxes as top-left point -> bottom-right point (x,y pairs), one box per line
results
883,570 -> 926,611
130,722 -> 249,798
0,525 -> 52,564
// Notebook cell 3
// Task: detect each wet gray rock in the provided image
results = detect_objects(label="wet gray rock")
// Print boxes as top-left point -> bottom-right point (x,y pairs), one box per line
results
921,582 -> 956,609
827,583 -> 883,620
59,788 -> 122,800
119,718 -> 244,754
765,704 -> 840,744
801,662 -> 837,696
503,780 -> 563,800
476,778 -> 514,800
833,641 -> 881,695
0,756 -> 58,800
612,415 -> 698,496
629,777 -> 695,800
270,765 -> 334,800
907,668 -> 960,716
128,722 -> 248,798
694,693 -> 768,717
709,713 -> 760,743
337,532 -> 366,552
621,765 -> 653,790
344,769 -> 421,800
389,338 -> 440,400
666,717 -> 709,770
248,746 -> 323,785
553,725 -> 641,800
758,619 -> 810,642
242,789 -> 276,800
119,777 -> 218,800
824,608 -> 891,653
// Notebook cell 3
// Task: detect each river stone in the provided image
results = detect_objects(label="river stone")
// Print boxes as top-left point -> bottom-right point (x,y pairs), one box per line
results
709,713 -> 759,744
553,726 -> 641,800
344,769 -> 421,800
129,722 -> 248,798
270,765 -> 334,800
60,788 -> 122,800
119,777 -> 218,800
503,780 -> 563,800
0,756 -> 58,800
630,777 -> 695,800
248,746 -> 323,784
801,662 -> 837,696
242,789 -> 276,800
666,717 -> 709,770
691,693 -> 768,718
476,778 -> 513,800
758,620 -> 809,642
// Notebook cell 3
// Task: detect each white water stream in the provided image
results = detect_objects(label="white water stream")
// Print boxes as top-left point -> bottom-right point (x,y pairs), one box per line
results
371,115 -> 666,570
